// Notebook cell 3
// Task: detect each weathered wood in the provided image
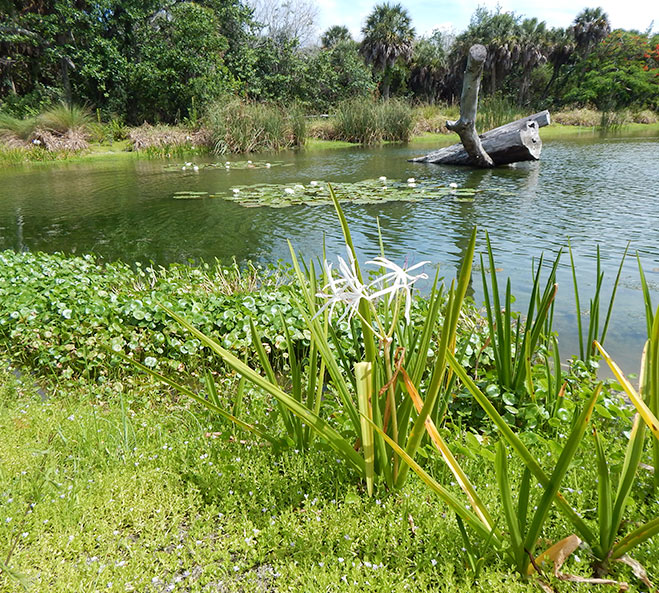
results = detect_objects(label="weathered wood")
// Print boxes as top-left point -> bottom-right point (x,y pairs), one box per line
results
445,44 -> 494,168
410,110 -> 551,166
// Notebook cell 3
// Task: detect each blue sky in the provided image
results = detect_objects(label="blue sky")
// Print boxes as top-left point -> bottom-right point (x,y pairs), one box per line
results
315,0 -> 659,40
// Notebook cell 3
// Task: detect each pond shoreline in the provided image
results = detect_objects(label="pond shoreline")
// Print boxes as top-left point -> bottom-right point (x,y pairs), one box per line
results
2,122 -> 658,167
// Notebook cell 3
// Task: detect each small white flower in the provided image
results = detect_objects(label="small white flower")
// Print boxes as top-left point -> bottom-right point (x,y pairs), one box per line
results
193,165 -> 199,172
232,188 -> 240,194
247,160 -> 252,164
408,182 -> 417,188
185,162 -> 192,167
294,184 -> 305,190
449,182 -> 458,189
32,139 -> 41,145
284,187 -> 295,194
265,163 -> 271,168
407,177 -> 415,183
309,180 -> 318,186
379,176 -> 387,182
225,161 -> 231,165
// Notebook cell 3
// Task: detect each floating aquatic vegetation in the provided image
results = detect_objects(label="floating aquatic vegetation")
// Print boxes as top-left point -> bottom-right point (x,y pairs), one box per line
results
172,191 -> 210,200
163,160 -> 290,172
214,179 -> 481,208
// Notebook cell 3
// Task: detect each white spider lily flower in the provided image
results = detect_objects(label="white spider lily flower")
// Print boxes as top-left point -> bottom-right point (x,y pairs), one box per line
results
315,252 -> 371,323
367,257 -> 430,322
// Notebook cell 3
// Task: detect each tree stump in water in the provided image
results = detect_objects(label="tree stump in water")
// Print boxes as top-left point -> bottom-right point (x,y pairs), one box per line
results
410,44 -> 550,167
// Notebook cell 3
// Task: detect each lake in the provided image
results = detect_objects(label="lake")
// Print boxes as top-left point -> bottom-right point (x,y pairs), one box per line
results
1,133 -> 658,373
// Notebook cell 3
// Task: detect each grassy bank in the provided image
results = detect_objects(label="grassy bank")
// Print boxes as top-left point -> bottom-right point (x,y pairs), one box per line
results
1,369 -> 656,593
3,100 -> 658,166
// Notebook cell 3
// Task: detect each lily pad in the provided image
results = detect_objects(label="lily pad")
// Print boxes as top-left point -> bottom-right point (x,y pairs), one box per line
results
217,179 -> 484,208
164,160 -> 290,172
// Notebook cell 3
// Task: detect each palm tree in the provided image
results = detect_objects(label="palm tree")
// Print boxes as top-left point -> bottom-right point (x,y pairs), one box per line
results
572,7 -> 610,55
360,2 -> 415,99
409,31 -> 448,103
516,18 -> 548,105
321,25 -> 352,49
541,27 -> 576,100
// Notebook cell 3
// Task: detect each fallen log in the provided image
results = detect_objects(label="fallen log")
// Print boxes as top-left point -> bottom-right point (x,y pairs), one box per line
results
445,44 -> 493,167
410,42 -> 550,167
410,110 -> 550,166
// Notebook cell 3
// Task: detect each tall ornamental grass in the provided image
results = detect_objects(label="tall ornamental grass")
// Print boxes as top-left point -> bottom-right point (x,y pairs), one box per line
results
332,99 -> 414,144
206,98 -> 306,154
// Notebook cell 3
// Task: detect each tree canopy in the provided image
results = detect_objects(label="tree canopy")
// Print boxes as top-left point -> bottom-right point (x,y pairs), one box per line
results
1,2 -> 657,121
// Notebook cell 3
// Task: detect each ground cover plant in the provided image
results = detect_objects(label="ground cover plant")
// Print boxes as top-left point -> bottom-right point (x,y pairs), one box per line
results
1,369 -> 657,592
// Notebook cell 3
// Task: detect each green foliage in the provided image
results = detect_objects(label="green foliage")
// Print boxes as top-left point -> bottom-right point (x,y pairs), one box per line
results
360,3 -> 415,99
409,32 -> 449,103
562,30 -> 659,110
321,25 -> 353,49
127,3 -> 238,123
333,98 -> 414,143
0,251 -> 304,382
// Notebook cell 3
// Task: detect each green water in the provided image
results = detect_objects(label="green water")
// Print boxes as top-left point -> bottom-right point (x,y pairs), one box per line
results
1,136 -> 658,372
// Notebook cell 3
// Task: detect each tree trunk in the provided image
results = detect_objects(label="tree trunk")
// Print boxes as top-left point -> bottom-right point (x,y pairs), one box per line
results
410,111 -> 550,166
445,44 -> 494,167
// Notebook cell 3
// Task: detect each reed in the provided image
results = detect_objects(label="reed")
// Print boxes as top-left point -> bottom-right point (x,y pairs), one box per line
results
206,98 -> 306,154
332,98 -> 414,144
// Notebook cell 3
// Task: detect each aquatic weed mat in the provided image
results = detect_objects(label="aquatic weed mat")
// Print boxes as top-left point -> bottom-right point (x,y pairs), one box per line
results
173,178 -> 485,207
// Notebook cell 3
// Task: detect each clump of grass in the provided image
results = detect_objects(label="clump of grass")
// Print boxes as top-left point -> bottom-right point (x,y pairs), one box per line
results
37,103 -> 92,135
332,98 -> 414,144
127,123 -> 209,154
0,112 -> 37,146
411,103 -> 458,135
476,95 -> 523,132
552,107 -> 601,126
0,103 -> 93,152
307,117 -> 336,140
206,98 -> 306,154
631,109 -> 658,124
